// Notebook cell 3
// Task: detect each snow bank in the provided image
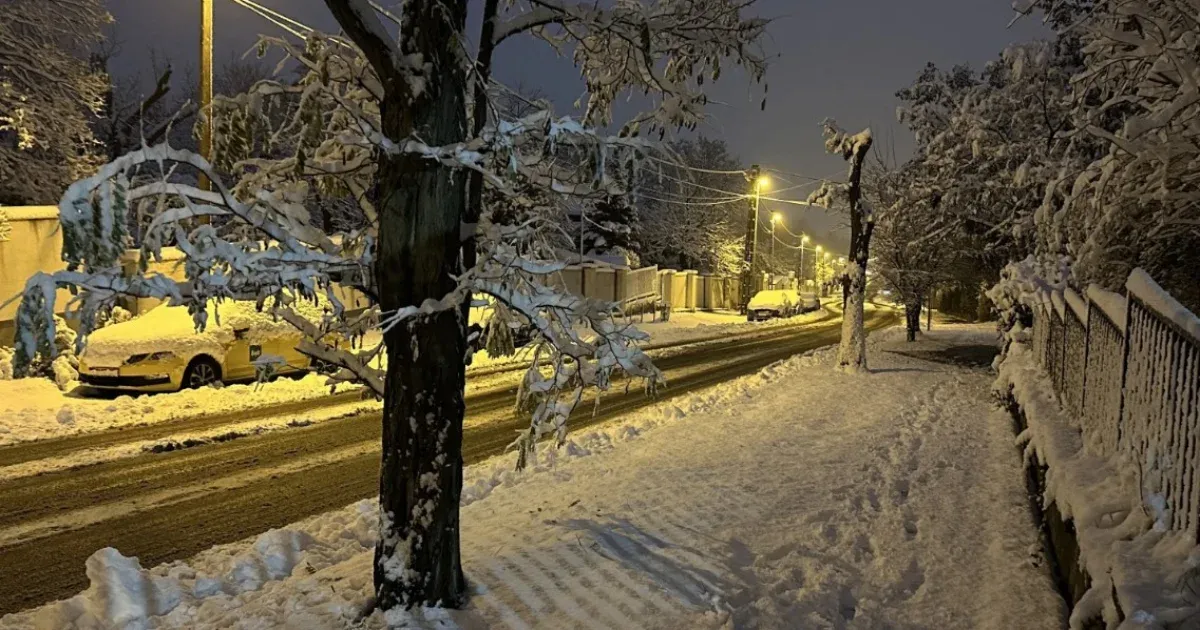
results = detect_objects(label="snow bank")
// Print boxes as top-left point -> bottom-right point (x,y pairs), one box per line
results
17,508 -> 377,630
0,371 -> 360,446
995,342 -> 1199,629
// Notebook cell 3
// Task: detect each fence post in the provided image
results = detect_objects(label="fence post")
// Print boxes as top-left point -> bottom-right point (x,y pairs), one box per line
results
1080,301 -> 1092,418
1116,291 -> 1134,449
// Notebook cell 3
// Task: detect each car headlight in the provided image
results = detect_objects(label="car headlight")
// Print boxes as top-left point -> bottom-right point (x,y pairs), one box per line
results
124,351 -> 176,365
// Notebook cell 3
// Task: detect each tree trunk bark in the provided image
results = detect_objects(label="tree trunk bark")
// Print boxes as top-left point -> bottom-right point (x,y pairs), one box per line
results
926,288 -> 933,331
905,298 -> 921,342
333,0 -> 470,611
836,134 -> 874,372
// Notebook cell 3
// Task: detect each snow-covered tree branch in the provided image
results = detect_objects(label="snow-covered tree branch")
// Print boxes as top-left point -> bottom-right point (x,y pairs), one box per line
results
12,0 -> 768,612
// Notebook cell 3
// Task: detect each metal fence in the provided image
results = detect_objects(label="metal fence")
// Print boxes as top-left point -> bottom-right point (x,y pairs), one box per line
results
1031,270 -> 1200,538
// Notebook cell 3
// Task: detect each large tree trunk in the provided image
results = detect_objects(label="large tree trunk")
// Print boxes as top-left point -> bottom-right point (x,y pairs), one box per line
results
325,0 -> 470,610
836,134 -> 874,372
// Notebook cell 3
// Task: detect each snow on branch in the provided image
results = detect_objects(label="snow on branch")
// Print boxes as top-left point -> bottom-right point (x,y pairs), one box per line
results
9,141 -> 370,376
493,0 -> 769,133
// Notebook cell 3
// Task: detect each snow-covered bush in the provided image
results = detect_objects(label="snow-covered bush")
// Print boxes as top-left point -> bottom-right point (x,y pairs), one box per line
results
0,346 -> 13,380
97,305 -> 133,328
986,255 -> 1069,355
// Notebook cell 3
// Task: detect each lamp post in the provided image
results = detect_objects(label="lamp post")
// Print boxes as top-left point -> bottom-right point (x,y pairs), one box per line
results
199,0 -> 213,193
798,234 -> 810,287
740,167 -> 768,311
823,252 -> 832,296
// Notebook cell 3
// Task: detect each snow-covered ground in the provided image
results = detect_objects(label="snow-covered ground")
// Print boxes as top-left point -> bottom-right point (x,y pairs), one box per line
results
0,307 -> 835,448
0,324 -> 1069,629
0,373 -> 364,447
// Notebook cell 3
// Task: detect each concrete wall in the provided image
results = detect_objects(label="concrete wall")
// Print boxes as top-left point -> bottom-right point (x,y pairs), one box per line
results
0,205 -> 746,346
0,207 -> 71,345
584,267 -> 617,302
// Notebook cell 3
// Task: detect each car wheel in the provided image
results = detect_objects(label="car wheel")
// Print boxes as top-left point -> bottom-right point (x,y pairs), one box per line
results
747,312 -> 756,322
183,357 -> 221,389
310,358 -> 337,375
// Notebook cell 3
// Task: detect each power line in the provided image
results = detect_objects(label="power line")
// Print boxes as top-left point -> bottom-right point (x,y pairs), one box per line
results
636,192 -> 748,208
651,170 -> 752,200
229,0 -> 310,39
647,155 -> 749,177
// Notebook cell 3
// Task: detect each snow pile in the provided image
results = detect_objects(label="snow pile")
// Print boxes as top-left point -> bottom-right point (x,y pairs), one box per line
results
20,504 -> 378,630
0,346 -> 13,380
26,548 -> 185,630
994,342 -> 1200,629
1,324 -> 1068,630
0,371 -> 360,446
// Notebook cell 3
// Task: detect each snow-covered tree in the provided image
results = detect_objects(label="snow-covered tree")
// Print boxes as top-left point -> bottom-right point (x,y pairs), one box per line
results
637,136 -> 749,274
0,0 -> 110,205
581,195 -> 638,259
11,0 -> 768,612
1027,0 -> 1200,310
807,119 -> 873,371
894,42 -> 1083,282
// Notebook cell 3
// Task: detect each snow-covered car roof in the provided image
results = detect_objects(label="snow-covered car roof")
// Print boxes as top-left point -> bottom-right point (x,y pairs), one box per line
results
82,298 -> 332,366
748,289 -> 801,310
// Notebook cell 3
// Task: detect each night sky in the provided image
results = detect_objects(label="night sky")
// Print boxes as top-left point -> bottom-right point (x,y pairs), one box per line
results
104,0 -> 1047,243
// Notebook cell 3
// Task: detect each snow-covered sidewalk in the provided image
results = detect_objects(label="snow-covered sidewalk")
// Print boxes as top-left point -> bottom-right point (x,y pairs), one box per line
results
1,324 -> 1066,629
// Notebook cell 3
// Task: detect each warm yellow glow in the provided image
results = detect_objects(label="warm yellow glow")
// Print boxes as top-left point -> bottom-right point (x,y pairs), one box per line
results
824,252 -> 832,260
815,245 -> 823,253
770,212 -> 783,224
802,235 -> 810,243
755,175 -> 770,192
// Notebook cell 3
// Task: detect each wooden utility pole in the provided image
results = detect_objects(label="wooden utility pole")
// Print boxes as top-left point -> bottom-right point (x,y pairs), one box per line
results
198,0 -> 214,194
740,164 -> 760,312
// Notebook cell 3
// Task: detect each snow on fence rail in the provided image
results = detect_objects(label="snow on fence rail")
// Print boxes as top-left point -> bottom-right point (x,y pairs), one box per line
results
1032,268 -> 1200,537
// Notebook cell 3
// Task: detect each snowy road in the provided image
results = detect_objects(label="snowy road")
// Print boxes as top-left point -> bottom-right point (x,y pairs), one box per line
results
0,307 -> 897,615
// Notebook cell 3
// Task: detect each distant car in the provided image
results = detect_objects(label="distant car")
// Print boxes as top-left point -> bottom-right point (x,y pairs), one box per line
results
747,289 -> 803,321
77,299 -> 336,393
799,293 -> 822,313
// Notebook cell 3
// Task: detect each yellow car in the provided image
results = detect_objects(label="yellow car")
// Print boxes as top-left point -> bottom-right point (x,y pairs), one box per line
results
78,299 -> 332,393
